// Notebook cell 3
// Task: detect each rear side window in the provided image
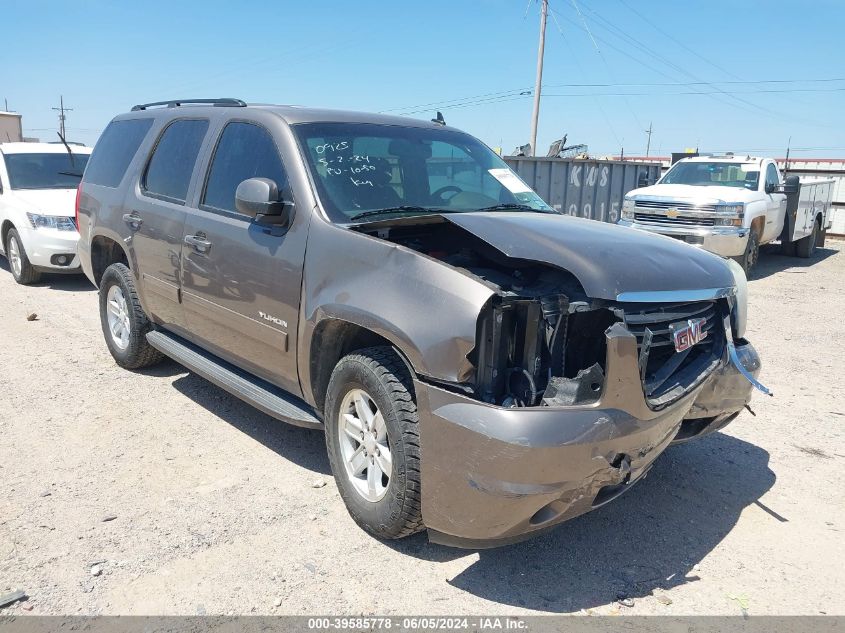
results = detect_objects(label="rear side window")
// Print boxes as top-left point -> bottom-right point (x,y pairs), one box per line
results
84,118 -> 153,188
142,119 -> 209,204
202,122 -> 289,213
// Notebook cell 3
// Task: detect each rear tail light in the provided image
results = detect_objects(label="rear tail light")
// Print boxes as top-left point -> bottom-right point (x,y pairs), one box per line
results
74,184 -> 82,230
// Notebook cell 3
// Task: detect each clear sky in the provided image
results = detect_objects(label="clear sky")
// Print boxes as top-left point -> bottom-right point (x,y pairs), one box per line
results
3,0 -> 844,158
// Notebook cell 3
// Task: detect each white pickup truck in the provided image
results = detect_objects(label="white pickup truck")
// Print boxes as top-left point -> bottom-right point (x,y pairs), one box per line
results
618,154 -> 834,271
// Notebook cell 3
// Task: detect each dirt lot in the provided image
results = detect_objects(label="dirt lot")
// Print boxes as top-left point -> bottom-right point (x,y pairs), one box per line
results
1,242 -> 843,616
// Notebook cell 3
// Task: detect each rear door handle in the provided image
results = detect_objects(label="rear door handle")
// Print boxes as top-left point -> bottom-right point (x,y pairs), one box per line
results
122,212 -> 142,228
184,234 -> 212,253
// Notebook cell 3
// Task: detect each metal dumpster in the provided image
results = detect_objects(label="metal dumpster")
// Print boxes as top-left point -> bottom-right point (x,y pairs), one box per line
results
505,157 -> 662,224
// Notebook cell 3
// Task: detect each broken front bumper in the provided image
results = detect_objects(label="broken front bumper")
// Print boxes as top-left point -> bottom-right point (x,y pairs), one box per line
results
416,324 -> 760,548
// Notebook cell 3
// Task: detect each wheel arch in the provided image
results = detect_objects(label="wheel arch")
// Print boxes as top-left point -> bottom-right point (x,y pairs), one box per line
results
90,234 -> 130,287
308,317 -> 416,415
1,219 -> 15,250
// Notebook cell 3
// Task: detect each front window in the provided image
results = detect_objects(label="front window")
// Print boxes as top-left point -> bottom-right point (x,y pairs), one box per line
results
661,161 -> 759,190
4,152 -> 90,190
293,122 -> 551,223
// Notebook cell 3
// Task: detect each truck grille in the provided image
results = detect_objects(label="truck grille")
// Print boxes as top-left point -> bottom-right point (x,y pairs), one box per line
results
623,301 -> 725,407
635,199 -> 718,213
634,212 -> 715,227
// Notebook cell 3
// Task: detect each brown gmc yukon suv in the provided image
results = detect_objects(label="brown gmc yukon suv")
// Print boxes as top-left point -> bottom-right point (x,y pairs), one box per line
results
77,98 -> 765,548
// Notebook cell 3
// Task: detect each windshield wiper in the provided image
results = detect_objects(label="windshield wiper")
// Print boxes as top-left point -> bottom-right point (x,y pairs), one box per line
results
348,206 -> 452,221
472,204 -> 539,213
57,170 -> 84,178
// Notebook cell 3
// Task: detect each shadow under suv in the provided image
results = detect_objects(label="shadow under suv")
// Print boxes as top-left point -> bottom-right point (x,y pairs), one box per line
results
76,98 -> 764,548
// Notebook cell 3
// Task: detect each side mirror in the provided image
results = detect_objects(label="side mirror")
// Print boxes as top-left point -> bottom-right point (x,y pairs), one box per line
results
783,175 -> 800,195
764,181 -> 776,194
637,172 -> 649,188
235,178 -> 293,226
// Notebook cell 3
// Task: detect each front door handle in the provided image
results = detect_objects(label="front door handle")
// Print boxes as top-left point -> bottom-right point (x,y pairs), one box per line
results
184,234 -> 212,253
122,212 -> 142,229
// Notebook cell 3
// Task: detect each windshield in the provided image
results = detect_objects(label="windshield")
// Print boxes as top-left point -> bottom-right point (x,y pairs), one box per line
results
661,161 -> 759,190
4,152 -> 90,190
293,122 -> 551,222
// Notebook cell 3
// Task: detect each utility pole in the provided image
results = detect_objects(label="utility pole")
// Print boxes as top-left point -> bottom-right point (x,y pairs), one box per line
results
784,135 -> 792,174
52,95 -> 73,139
645,122 -> 653,157
529,0 -> 548,157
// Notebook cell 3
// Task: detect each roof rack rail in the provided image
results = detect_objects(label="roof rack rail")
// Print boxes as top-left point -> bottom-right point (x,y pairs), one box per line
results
131,98 -> 247,112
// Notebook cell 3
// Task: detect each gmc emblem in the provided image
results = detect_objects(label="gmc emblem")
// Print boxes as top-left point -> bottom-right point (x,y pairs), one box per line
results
669,317 -> 708,352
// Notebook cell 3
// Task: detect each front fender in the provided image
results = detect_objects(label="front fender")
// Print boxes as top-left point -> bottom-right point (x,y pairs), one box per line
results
298,218 -> 495,403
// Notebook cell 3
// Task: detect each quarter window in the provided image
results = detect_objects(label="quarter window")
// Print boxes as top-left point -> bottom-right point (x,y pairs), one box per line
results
84,118 -> 153,188
202,122 -> 289,213
142,119 -> 208,203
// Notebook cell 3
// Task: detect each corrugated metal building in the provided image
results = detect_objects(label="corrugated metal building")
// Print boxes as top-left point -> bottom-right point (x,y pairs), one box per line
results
504,157 -> 661,223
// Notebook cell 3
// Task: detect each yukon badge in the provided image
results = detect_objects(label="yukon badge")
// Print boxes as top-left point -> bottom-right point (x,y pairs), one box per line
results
669,317 -> 708,352
258,311 -> 287,328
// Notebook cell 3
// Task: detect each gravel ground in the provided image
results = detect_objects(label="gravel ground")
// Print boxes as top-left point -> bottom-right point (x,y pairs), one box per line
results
0,242 -> 843,616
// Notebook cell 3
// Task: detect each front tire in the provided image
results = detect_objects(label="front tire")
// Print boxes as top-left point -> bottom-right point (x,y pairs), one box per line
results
324,346 -> 423,539
5,229 -> 41,285
737,231 -> 759,273
98,263 -> 163,369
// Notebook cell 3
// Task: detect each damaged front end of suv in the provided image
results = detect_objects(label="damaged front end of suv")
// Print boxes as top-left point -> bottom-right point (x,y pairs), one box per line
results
308,210 -> 763,548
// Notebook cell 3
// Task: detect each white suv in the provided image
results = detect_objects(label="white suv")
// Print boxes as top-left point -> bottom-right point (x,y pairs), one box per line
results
0,142 -> 92,284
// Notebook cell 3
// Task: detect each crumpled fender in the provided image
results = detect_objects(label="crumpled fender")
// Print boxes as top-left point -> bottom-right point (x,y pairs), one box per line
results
298,218 -> 495,402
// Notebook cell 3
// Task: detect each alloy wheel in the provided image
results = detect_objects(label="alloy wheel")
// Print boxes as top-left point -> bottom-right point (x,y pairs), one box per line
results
8,236 -> 22,277
337,388 -> 392,502
106,285 -> 131,350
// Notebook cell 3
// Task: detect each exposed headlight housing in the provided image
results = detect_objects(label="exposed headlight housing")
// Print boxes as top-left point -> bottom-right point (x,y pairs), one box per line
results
714,203 -> 744,227
725,258 -> 747,339
26,213 -> 77,231
621,197 -> 635,219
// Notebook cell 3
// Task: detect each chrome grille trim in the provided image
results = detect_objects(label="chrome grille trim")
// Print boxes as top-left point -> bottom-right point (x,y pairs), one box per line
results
634,199 -> 719,213
633,212 -> 715,227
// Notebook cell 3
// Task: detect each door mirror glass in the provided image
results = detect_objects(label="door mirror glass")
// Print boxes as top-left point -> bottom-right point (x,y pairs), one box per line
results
235,178 -> 293,225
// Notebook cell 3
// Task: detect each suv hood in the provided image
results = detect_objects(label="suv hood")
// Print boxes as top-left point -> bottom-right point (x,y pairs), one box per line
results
5,189 -> 78,216
630,183 -> 762,204
444,212 -> 735,301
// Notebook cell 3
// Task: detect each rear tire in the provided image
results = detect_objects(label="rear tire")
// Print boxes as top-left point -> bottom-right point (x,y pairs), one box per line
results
795,220 -> 819,259
98,263 -> 163,369
5,229 -> 42,285
324,346 -> 423,539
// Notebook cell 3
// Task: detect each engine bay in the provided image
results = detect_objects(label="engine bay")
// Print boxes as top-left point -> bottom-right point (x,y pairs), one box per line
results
355,218 -> 622,407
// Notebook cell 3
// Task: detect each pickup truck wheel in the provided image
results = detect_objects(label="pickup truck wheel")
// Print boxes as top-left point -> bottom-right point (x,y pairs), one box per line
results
98,263 -> 163,369
795,220 -> 818,259
5,229 -> 42,285
324,346 -> 423,539
737,231 -> 759,273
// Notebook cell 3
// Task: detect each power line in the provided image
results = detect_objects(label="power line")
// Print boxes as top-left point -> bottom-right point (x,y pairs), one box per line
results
616,0 -> 744,81
383,77 -> 845,117
566,0 -> 643,134
547,2 -> 622,146
561,0 -> 838,129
